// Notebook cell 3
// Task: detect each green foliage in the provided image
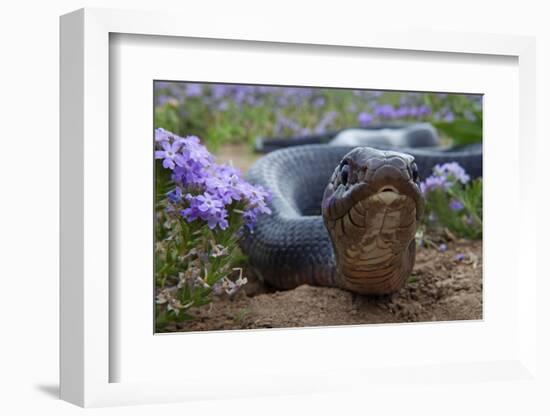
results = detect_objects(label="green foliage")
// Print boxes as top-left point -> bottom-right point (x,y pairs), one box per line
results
433,111 -> 482,146
422,178 -> 482,240
154,101 -> 181,135
154,84 -> 483,154
154,154 -> 252,332
154,194 -> 248,332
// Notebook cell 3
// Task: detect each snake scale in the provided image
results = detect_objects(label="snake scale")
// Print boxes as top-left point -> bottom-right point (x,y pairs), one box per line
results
241,144 -> 482,295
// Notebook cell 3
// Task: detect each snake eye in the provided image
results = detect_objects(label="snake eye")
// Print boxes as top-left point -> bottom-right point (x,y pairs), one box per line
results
410,162 -> 419,182
340,162 -> 350,186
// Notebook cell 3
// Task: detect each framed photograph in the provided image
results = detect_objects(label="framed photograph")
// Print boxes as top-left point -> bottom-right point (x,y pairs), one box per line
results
150,81 -> 483,334
60,8 -> 540,408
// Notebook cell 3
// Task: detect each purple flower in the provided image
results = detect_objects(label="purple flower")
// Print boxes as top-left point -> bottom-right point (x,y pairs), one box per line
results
241,184 -> 272,206
443,111 -> 455,122
155,141 -> 185,170
246,95 -> 259,107
438,243 -> 447,252
433,162 -> 470,184
180,207 -> 198,222
181,192 -> 224,225
374,104 -> 396,119
206,208 -> 229,230
242,210 -> 258,231
205,166 -> 244,205
253,201 -> 272,215
417,105 -> 431,117
156,95 -> 179,107
312,96 -> 326,108
155,127 -> 172,144
449,199 -> 464,211
216,163 -> 242,178
172,161 -> 206,186
408,106 -> 419,118
157,129 -> 272,231
420,175 -> 451,195
357,112 -> 373,127
196,193 -> 223,213
185,83 -> 203,97
395,106 -> 410,118
454,253 -> 465,261
238,183 -> 272,230
211,84 -> 229,99
420,162 -> 470,196
167,186 -> 183,203
176,135 -> 212,168
154,81 -> 171,90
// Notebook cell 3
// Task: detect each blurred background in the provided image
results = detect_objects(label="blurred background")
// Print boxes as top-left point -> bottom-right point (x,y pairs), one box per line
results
154,81 -> 482,170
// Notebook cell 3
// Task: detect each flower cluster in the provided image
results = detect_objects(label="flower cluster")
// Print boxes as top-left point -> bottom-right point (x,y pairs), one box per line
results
373,104 -> 431,120
154,82 -> 482,152
433,162 -> 471,184
155,82 -> 483,140
420,162 -> 471,195
419,161 -> 482,240
155,128 -> 271,231
357,111 -> 374,127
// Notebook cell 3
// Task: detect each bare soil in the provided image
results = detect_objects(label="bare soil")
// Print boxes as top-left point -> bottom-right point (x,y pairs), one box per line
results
215,143 -> 261,172
166,239 -> 482,332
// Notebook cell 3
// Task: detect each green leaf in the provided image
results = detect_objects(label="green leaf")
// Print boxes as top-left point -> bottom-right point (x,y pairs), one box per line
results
433,118 -> 482,146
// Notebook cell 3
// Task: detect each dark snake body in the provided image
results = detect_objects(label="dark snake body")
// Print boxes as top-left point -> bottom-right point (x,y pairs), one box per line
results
241,144 -> 482,293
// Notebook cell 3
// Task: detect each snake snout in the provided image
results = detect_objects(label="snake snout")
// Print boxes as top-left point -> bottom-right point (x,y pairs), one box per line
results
368,164 -> 411,195
371,163 -> 407,182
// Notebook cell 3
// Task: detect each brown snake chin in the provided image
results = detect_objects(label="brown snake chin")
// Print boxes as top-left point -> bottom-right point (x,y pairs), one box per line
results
322,147 -> 423,295
327,192 -> 418,294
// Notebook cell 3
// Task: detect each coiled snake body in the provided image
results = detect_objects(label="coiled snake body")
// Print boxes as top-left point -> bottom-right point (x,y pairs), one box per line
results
242,144 -> 482,295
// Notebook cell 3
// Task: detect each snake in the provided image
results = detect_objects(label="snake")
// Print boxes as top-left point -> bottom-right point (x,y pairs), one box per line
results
241,143 -> 482,295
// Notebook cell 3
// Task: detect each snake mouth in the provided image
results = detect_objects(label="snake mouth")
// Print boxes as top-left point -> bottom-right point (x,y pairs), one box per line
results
322,147 -> 424,228
346,186 -> 413,228
376,186 -> 403,204
323,179 -> 422,223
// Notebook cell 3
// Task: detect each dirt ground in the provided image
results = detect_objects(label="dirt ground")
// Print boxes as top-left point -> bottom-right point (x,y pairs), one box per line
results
216,143 -> 261,172
166,239 -> 482,332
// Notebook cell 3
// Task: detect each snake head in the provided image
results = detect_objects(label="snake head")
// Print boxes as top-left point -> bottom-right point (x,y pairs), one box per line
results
321,147 -> 424,294
322,147 -> 424,221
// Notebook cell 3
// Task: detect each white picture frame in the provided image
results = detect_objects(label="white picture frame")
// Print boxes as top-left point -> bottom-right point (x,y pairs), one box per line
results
60,7 -> 541,408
